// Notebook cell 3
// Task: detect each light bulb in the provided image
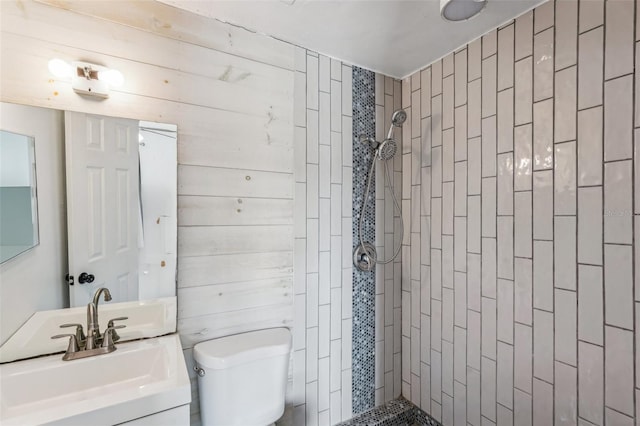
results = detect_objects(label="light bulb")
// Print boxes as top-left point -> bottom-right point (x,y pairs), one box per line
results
97,69 -> 124,87
48,58 -> 73,78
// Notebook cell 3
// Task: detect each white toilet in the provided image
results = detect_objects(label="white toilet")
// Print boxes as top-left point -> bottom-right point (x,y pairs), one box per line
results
193,327 -> 292,426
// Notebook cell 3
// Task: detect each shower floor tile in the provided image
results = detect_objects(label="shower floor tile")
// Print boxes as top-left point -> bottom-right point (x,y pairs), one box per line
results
336,397 -> 441,426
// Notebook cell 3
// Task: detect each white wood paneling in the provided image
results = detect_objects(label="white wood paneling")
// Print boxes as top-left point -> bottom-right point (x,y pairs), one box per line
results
178,196 -> 293,226
2,33 -> 292,117
178,277 -> 293,319
178,166 -> 293,199
34,0 -> 295,70
0,1 -> 294,422
178,303 -> 294,349
178,252 -> 293,288
177,225 -> 293,256
177,133 -> 293,173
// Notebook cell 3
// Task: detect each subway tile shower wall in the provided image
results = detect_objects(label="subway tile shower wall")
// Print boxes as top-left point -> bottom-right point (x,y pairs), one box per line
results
292,48 -> 357,425
292,49 -> 405,422
401,0 -> 639,424
372,74 -> 404,407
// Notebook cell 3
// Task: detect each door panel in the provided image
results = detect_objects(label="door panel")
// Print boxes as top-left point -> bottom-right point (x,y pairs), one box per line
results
66,112 -> 139,307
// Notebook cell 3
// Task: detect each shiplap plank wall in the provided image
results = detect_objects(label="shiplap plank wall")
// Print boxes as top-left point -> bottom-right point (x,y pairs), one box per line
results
0,1 -> 296,422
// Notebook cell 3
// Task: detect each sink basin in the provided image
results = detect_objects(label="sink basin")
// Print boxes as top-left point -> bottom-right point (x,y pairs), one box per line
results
0,334 -> 190,425
0,297 -> 177,363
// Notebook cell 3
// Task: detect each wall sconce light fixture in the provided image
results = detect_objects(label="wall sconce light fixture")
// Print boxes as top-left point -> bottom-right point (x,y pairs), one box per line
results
48,58 -> 124,98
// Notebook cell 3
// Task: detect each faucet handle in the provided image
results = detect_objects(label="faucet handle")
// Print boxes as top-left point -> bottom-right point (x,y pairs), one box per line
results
107,317 -> 128,342
59,323 -> 86,344
51,333 -> 80,354
101,325 -> 126,349
107,316 -> 128,325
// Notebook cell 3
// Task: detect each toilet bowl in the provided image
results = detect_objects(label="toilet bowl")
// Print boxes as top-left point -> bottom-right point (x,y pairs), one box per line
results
194,328 -> 291,426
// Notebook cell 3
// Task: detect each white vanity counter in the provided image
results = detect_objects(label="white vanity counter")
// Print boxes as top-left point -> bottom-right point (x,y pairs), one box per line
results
0,297 -> 177,363
0,334 -> 190,425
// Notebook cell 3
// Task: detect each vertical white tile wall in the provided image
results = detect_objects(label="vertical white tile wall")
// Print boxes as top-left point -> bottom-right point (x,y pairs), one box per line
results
293,48 -> 354,425
403,0 -> 639,424
374,73 -> 403,405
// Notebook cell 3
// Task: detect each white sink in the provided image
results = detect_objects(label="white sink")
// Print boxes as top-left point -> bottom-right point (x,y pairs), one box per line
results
0,297 -> 177,363
0,334 -> 190,425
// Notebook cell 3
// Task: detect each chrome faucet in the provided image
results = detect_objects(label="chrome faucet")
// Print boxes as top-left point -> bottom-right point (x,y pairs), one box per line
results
86,287 -> 112,348
52,287 -> 127,361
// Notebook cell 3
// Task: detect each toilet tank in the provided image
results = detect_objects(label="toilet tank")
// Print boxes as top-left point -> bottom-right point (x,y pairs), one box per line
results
193,328 -> 291,426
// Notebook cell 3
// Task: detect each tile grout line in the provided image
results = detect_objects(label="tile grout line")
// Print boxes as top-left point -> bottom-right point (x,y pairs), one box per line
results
599,2 -> 607,423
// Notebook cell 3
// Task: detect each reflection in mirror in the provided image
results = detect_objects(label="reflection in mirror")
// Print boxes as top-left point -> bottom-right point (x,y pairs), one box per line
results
138,122 -> 177,302
0,102 -> 177,348
65,112 -> 177,307
0,130 -> 39,263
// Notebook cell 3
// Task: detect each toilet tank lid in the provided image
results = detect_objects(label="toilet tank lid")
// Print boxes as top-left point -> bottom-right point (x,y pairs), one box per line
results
193,328 -> 292,370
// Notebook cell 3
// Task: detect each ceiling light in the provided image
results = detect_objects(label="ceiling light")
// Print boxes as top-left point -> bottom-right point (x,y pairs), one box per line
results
47,58 -> 124,98
441,0 -> 487,22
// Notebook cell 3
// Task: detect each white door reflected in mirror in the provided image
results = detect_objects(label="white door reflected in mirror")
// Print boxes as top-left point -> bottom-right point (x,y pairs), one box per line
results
65,112 -> 177,308
65,112 -> 140,307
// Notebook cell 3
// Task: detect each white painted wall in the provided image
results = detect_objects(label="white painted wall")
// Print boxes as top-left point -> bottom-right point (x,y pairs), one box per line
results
0,131 -> 32,187
0,103 -> 68,345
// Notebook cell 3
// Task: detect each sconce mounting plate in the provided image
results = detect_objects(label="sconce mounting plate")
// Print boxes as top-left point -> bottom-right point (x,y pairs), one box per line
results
71,61 -> 110,98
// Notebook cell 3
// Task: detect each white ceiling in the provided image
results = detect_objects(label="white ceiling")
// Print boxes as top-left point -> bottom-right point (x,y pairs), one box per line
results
161,0 -> 545,79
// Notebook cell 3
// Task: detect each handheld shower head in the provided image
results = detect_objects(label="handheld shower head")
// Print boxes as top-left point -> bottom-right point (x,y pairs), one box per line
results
377,139 -> 398,161
387,109 -> 407,139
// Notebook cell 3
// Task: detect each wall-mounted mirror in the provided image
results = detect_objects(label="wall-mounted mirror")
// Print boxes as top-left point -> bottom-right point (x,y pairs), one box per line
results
0,102 -> 177,344
0,130 -> 39,263
65,112 -> 177,307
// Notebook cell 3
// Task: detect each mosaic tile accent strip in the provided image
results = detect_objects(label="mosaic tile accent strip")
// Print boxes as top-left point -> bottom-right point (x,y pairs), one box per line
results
336,397 -> 441,426
352,66 -> 376,414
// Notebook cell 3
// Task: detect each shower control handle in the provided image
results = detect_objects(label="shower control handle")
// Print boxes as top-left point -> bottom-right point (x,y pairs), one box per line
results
358,254 -> 373,272
353,242 -> 377,272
